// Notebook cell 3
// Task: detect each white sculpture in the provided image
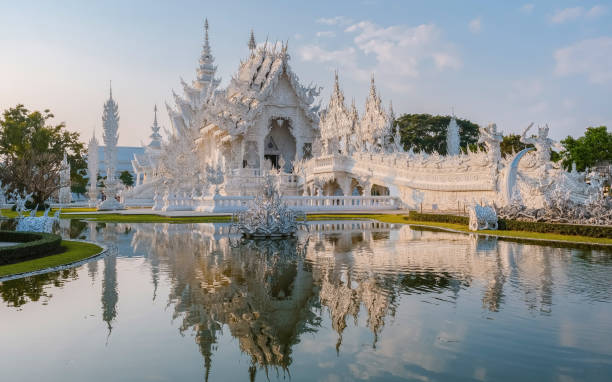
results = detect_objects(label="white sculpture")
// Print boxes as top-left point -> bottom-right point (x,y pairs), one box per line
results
520,123 -> 563,170
478,123 -> 503,168
469,204 -> 498,231
98,84 -> 125,210
231,173 -> 305,237
446,116 -> 460,156
16,208 -> 61,233
87,131 -> 99,207
58,152 -> 72,205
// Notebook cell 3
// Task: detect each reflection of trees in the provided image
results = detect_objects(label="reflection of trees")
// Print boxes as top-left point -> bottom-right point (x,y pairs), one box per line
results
0,268 -> 78,308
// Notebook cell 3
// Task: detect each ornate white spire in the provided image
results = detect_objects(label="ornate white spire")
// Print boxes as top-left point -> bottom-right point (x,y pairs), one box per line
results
98,83 -> 125,210
360,74 -> 390,152
87,129 -> 99,206
148,105 -> 162,149
248,29 -> 256,52
196,18 -> 218,89
446,114 -> 460,156
320,72 -> 352,154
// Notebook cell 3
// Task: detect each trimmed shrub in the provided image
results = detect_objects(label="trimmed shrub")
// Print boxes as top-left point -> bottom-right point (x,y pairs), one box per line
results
498,219 -> 612,239
0,231 -> 62,265
406,211 -> 612,239
407,211 -> 469,225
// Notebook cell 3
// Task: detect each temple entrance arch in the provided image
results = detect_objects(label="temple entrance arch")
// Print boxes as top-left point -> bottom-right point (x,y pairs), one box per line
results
264,117 -> 296,172
371,184 -> 390,196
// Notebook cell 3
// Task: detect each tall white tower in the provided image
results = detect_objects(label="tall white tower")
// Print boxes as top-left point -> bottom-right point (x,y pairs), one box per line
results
98,83 -> 125,210
87,130 -> 99,207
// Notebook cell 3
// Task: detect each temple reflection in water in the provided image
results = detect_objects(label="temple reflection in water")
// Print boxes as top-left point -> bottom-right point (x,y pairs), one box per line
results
1,220 -> 611,381
97,221 -> 609,379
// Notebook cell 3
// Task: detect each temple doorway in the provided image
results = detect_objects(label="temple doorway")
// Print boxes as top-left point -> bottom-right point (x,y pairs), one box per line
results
264,118 -> 296,172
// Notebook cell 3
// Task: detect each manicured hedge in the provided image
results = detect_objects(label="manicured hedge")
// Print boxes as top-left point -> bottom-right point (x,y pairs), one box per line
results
498,219 -> 612,239
406,211 -> 612,239
407,211 -> 469,225
0,231 -> 63,265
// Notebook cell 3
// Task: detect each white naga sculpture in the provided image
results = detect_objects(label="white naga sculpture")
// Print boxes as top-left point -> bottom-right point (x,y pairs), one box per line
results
469,204 -> 498,231
231,173 -> 306,237
58,152 -> 72,205
87,131 -> 99,207
98,84 -> 125,211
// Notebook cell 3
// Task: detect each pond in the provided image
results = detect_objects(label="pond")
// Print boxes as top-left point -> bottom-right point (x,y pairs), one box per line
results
1,220 -> 611,381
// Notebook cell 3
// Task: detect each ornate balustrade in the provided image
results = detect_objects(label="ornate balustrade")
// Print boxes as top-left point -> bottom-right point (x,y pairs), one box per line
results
283,195 -> 399,211
156,193 -> 401,213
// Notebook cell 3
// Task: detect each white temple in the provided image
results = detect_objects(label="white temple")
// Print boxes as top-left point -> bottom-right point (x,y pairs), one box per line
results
115,19 -> 601,214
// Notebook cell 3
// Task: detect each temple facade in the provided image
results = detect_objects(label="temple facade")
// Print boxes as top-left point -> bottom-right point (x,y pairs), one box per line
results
117,19 -> 600,213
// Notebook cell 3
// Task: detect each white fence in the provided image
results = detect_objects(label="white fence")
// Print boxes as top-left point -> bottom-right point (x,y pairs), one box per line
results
157,194 -> 401,213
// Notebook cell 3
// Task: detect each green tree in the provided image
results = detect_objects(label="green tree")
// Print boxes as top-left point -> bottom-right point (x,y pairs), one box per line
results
394,114 -> 479,154
561,126 -> 612,172
500,134 -> 532,157
119,170 -> 134,187
0,104 -> 86,205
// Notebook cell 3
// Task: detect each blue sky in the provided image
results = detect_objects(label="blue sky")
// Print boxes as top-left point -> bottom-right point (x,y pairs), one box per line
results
1,0 -> 611,145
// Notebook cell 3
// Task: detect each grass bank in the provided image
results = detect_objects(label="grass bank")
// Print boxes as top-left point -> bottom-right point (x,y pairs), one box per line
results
0,240 -> 103,278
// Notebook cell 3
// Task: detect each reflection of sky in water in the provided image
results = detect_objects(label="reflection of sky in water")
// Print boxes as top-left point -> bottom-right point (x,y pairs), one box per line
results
1,220 -> 611,381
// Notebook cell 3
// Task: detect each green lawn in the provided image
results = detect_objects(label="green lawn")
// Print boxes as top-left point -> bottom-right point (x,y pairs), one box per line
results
0,240 -> 103,277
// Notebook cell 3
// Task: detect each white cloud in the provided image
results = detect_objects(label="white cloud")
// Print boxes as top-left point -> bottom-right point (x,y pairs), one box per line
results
554,37 -> 612,84
433,52 -> 461,70
300,20 -> 461,92
520,4 -> 535,14
468,18 -> 481,34
316,16 -> 352,26
551,5 -> 606,23
316,31 -> 336,38
586,5 -> 607,18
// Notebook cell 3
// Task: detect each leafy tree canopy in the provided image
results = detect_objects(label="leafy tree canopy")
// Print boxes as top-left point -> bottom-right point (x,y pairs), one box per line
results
394,114 -> 479,154
0,104 -> 86,204
500,134 -> 532,157
119,170 -> 134,187
561,126 -> 612,172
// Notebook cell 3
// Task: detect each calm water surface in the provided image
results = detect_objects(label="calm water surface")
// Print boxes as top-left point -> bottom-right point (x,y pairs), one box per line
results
1,220 -> 611,382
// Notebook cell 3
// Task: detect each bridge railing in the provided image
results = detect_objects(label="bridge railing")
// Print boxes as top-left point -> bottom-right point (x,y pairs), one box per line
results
155,194 -> 401,212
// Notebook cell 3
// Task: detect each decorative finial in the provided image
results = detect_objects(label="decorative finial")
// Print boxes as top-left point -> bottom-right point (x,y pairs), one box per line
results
109,80 -> 113,100
248,29 -> 256,51
154,104 -> 158,125
204,18 -> 209,47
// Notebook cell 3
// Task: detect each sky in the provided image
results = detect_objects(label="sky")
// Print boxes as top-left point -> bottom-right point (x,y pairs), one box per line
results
1,0 -> 611,146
